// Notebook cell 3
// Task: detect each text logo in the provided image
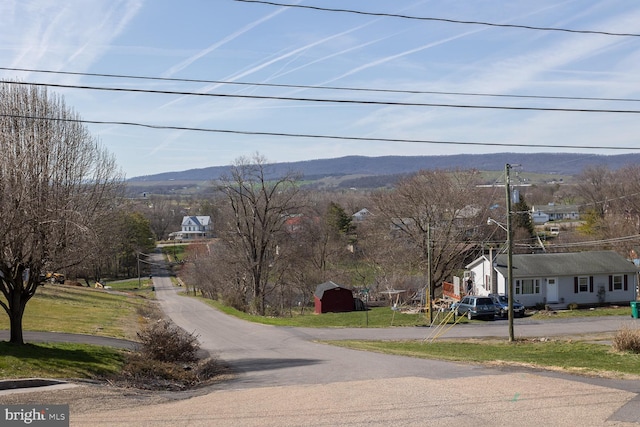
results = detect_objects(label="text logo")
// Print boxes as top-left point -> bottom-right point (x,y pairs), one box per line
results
1,405 -> 68,426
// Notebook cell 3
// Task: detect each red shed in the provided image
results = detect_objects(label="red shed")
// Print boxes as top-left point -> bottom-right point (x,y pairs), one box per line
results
314,281 -> 354,314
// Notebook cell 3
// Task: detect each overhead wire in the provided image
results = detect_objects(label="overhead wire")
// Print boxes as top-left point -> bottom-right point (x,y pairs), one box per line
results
234,0 -> 640,38
2,66 -> 640,104
4,80 -> 640,115
1,112 -> 638,151
0,2 -> 638,158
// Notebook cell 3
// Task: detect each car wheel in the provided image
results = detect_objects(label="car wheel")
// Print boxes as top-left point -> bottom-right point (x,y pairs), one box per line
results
467,311 -> 472,320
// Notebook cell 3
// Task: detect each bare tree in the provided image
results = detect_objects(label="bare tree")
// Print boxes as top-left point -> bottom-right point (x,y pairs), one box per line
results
0,82 -> 123,344
370,169 -> 484,294
142,195 -> 183,241
575,165 -> 612,218
217,154 -> 303,315
608,165 -> 640,234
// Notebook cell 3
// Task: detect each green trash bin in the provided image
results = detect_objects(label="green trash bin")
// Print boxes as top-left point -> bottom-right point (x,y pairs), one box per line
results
631,301 -> 639,319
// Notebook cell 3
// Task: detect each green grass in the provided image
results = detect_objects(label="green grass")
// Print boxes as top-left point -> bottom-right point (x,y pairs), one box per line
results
0,283 -> 153,340
0,341 -> 126,380
325,338 -> 640,378
161,244 -> 188,262
197,298 -> 462,327
196,296 -> 632,327
528,305 -> 632,319
104,278 -> 155,299
0,284 -> 149,381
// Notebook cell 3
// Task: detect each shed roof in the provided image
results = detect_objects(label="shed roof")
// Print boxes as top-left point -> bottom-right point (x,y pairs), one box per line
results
494,251 -> 638,278
314,281 -> 350,299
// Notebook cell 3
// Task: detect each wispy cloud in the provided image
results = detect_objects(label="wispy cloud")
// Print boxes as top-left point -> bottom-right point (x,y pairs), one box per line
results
161,4 -> 293,78
3,1 -> 142,79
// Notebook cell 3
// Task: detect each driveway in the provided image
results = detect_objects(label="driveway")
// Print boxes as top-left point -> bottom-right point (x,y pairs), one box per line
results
74,253 -> 640,425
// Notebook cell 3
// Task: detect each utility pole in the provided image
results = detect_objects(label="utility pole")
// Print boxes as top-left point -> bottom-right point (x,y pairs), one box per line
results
505,163 -> 515,342
427,223 -> 433,323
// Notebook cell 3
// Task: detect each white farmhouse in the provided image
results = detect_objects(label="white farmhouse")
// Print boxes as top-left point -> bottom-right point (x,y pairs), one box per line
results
173,216 -> 212,240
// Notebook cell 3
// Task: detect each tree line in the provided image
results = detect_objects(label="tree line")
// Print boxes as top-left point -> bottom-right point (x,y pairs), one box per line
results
174,154 -> 640,316
2,82 -> 639,344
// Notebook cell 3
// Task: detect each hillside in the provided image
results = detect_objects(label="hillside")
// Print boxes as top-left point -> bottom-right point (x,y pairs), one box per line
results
126,152 -> 640,194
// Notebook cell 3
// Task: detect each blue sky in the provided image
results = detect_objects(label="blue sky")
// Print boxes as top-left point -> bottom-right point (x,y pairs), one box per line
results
2,0 -> 640,178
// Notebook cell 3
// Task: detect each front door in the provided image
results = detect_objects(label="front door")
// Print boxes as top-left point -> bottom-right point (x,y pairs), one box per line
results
546,278 -> 559,303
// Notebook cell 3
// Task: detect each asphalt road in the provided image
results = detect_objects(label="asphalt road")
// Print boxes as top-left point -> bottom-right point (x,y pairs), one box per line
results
37,253 -> 640,425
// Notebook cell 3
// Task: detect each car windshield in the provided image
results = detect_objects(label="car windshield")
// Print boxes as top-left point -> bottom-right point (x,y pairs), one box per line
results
495,296 -> 507,303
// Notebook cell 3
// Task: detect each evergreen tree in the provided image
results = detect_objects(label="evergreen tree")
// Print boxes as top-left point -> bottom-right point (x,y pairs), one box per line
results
326,202 -> 353,235
513,195 -> 534,237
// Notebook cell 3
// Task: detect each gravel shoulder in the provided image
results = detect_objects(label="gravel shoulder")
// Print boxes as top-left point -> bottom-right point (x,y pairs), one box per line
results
0,375 -> 236,415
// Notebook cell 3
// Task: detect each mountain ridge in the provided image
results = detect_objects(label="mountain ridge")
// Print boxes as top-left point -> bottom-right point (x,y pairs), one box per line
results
128,152 -> 640,182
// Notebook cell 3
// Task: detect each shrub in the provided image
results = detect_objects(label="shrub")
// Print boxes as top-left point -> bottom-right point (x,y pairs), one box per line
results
136,319 -> 199,363
118,354 -> 226,391
612,324 -> 640,353
567,303 -> 579,310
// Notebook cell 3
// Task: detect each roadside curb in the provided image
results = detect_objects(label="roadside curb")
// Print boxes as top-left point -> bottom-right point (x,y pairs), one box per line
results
0,378 -> 79,396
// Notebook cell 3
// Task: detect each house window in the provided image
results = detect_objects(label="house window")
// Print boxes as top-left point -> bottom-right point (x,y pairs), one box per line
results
578,277 -> 589,293
613,275 -> 623,291
515,279 -> 540,295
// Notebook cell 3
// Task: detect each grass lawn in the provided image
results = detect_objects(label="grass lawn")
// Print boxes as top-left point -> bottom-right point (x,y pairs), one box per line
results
528,305 -> 633,319
197,298 -> 443,327
325,338 -> 640,378
103,278 -> 155,299
160,244 -> 188,263
0,282 -> 154,340
195,296 -> 632,328
0,282 -> 156,380
0,342 -> 125,380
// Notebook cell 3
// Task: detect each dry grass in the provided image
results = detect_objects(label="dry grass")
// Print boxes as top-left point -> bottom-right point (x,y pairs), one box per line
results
612,324 -> 640,353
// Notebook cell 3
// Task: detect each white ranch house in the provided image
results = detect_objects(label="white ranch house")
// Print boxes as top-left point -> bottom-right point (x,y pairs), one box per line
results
465,250 -> 638,308
531,204 -> 580,224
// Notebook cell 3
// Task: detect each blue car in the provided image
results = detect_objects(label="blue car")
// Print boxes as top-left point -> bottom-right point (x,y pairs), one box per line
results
489,294 -> 525,318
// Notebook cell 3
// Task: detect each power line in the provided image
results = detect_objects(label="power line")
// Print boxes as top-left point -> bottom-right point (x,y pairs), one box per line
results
2,66 -> 640,104
529,234 -> 640,249
235,0 -> 640,37
1,112 -> 638,151
6,80 -> 640,115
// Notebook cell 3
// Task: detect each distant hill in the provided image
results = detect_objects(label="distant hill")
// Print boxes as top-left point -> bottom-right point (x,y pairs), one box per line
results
126,152 -> 640,193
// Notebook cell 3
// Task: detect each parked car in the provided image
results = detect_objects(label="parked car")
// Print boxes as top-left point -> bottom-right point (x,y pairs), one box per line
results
489,294 -> 525,318
452,296 -> 496,320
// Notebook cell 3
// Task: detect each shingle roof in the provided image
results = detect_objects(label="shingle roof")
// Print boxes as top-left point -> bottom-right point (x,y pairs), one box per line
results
314,281 -> 349,298
181,216 -> 211,227
494,251 -> 638,278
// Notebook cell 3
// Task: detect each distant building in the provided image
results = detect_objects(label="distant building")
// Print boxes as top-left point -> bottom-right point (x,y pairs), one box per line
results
531,204 -> 580,222
352,208 -> 373,222
531,211 -> 550,224
171,216 -> 212,240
